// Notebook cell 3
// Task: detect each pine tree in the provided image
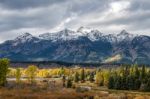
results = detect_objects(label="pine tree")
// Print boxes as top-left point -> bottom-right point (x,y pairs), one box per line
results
67,78 -> 72,88
147,70 -> 150,78
134,79 -> 141,90
124,66 -> 130,76
121,75 -> 127,90
134,65 -> 140,79
62,75 -> 66,87
141,65 -> 146,81
114,76 -> 122,90
126,75 -> 135,90
0,58 -> 9,86
89,72 -> 94,82
121,66 -> 128,89
145,78 -> 150,91
108,76 -> 114,89
80,68 -> 85,82
74,72 -> 79,83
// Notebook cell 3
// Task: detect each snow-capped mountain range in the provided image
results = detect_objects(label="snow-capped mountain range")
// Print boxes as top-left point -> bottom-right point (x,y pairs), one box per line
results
0,27 -> 150,64
13,26 -> 136,43
38,27 -> 136,42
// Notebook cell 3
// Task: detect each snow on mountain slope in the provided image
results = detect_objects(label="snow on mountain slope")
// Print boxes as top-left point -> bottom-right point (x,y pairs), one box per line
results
39,32 -> 57,40
77,27 -> 103,41
102,34 -> 117,43
117,30 -> 137,42
15,33 -> 33,43
39,29 -> 83,41
12,27 -> 137,44
39,27 -> 105,42
85,30 -> 103,41
0,27 -> 150,64
11,33 -> 41,46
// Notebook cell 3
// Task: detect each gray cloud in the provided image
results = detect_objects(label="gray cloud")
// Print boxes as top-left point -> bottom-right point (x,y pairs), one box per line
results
0,0 -> 150,43
0,0 -> 66,9
128,0 -> 150,11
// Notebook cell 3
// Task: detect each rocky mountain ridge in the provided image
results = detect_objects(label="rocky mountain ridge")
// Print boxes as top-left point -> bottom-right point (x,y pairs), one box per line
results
0,27 -> 149,64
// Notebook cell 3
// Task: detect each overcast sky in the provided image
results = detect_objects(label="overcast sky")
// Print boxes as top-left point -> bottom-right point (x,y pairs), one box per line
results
0,0 -> 150,43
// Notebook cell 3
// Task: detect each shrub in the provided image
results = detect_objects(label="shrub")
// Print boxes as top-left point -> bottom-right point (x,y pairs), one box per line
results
66,78 -> 72,88
0,58 -> 9,86
108,76 -> 114,89
26,65 -> 38,84
16,68 -> 21,84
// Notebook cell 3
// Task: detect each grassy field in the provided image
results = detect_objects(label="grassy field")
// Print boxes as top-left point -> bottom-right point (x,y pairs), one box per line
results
0,79 -> 149,99
0,63 -> 149,99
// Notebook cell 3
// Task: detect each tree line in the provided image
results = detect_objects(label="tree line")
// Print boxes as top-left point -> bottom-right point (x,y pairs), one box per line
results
0,58 -> 150,92
108,65 -> 150,91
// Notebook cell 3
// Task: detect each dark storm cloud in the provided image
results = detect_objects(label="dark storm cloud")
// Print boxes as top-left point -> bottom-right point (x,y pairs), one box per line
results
0,0 -> 66,9
0,0 -> 150,43
0,0 -> 110,32
0,6 -> 66,32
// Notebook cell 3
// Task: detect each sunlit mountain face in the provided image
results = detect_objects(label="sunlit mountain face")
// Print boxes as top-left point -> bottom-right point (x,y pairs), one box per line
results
0,27 -> 150,64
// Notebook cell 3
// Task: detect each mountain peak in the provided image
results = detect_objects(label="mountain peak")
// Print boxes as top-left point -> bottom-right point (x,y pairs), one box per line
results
15,32 -> 33,43
17,32 -> 32,38
60,28 -> 74,33
118,30 -> 129,35
117,30 -> 136,42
